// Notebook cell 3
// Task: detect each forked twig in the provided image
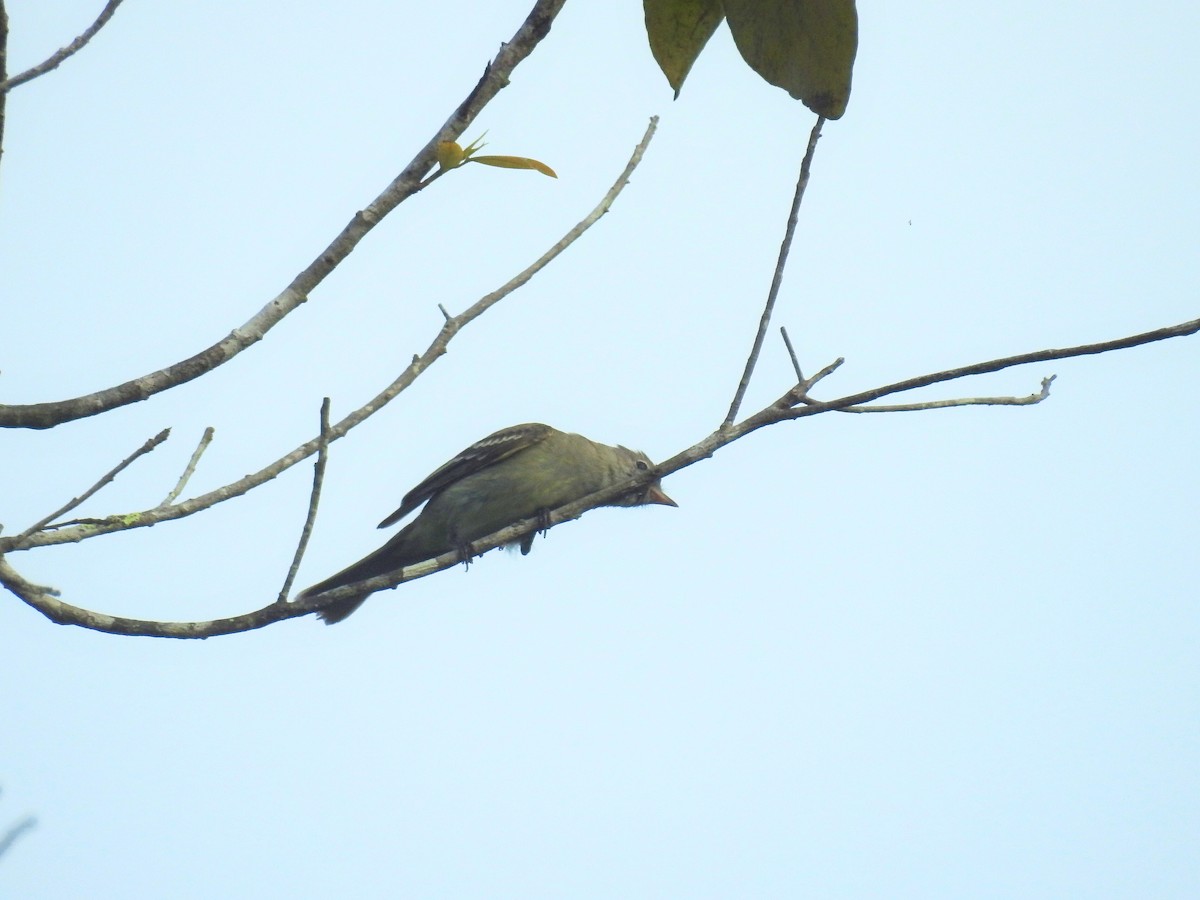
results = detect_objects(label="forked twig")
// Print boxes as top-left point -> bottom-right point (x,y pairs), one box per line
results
0,0 -> 125,92
278,399 -> 333,603
11,428 -> 171,547
725,116 -> 825,426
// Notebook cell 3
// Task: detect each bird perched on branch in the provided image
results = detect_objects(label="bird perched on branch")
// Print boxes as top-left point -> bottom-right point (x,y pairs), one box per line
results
297,423 -> 676,624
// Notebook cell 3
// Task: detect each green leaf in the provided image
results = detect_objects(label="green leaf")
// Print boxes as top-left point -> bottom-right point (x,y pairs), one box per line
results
469,155 -> 558,178
723,0 -> 858,119
644,0 -> 725,97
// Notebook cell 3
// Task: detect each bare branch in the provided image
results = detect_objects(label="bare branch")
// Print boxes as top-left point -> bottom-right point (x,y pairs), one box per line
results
10,428 -> 171,547
724,116 -> 825,426
0,553 -> 286,637
159,427 -> 214,506
0,0 -> 569,430
784,318 -> 1200,422
277,399 -> 332,604
0,117 -> 659,558
841,376 -> 1056,412
649,316 -> 1200,485
0,0 -> 125,93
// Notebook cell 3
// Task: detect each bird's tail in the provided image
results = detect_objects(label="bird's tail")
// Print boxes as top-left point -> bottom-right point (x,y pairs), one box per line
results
296,540 -> 407,624
301,584 -> 370,625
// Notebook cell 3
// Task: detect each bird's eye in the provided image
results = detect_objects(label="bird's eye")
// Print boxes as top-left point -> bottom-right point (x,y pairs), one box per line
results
636,460 -> 649,471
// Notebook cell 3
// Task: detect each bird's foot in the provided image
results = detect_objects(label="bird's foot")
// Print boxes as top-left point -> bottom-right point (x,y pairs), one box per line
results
456,538 -> 476,569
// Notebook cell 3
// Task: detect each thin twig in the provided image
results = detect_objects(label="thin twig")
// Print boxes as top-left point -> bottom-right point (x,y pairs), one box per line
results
0,0 -> 125,92
840,375 -> 1056,412
277,399 -> 332,604
159,427 -> 214,506
724,116 -> 825,426
11,428 -> 171,546
780,326 -> 804,381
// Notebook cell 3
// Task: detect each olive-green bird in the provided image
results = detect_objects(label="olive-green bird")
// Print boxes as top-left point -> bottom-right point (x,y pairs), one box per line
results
297,423 -> 676,623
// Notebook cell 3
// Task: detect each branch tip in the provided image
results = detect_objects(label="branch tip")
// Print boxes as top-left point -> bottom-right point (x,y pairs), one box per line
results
780,326 -> 804,382
159,426 -> 215,507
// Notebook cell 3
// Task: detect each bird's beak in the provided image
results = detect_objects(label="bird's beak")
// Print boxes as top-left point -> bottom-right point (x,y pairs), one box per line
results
645,484 -> 678,507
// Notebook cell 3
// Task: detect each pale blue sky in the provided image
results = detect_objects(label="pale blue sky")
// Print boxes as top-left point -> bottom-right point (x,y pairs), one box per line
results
2,2 -> 1198,897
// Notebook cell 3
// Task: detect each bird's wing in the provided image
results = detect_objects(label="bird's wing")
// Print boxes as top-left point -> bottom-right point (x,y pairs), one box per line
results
376,423 -> 554,528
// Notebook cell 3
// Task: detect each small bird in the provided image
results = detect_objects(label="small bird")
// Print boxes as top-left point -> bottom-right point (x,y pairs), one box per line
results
297,423 -> 676,623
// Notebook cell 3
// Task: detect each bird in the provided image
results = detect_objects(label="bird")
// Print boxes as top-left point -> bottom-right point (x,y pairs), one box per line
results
297,423 -> 676,623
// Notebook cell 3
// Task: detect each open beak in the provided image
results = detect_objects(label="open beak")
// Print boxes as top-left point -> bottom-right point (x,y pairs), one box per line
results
644,483 -> 678,507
